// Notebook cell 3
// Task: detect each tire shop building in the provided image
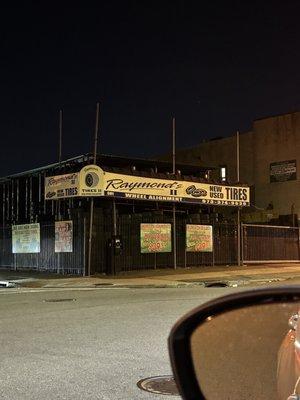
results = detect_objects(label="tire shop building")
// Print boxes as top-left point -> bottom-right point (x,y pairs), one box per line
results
0,153 -> 250,275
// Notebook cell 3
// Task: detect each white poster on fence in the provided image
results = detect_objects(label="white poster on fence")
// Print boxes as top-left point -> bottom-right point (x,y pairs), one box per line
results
55,221 -> 73,253
12,223 -> 40,253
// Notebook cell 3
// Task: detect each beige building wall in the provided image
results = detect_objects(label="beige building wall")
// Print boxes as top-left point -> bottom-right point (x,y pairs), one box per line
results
252,112 -> 300,215
170,131 -> 255,186
163,111 -> 300,216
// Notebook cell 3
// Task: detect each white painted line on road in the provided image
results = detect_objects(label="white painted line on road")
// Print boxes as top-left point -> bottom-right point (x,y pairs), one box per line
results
0,286 -> 131,295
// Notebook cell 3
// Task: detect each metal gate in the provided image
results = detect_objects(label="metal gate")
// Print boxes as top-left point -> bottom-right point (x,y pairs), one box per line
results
242,224 -> 300,263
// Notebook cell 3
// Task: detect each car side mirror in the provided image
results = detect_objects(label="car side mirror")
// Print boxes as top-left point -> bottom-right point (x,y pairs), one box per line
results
168,287 -> 300,400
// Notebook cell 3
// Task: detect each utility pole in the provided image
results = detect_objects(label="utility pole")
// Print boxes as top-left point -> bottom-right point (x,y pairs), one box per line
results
59,109 -> 63,164
237,130 -> 241,267
172,117 -> 177,270
57,109 -> 63,221
87,103 -> 100,276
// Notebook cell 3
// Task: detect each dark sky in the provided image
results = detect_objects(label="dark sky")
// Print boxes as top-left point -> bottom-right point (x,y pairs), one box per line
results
1,2 -> 300,175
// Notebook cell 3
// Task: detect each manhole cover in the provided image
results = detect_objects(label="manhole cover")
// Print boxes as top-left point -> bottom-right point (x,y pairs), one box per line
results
137,375 -> 179,396
94,283 -> 114,287
204,281 -> 228,288
43,298 -> 76,303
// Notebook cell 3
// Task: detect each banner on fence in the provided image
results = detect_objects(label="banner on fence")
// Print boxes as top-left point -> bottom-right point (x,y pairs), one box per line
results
45,165 -> 250,207
45,172 -> 79,199
140,223 -> 172,253
12,223 -> 40,253
55,221 -> 73,252
186,224 -> 213,252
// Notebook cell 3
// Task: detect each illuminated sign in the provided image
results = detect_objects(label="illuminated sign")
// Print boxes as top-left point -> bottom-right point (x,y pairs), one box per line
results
45,165 -> 250,207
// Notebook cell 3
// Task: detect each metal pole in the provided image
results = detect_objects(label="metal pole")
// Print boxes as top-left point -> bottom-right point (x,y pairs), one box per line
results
237,209 -> 241,266
172,117 -> 177,270
237,130 -> 241,266
29,176 -> 33,222
237,130 -> 240,183
57,252 -> 60,274
83,216 -> 87,276
93,103 -> 100,163
112,197 -> 117,276
87,102 -> 100,276
1,184 -> 4,263
38,174 -> 41,202
2,184 -> 5,225
11,180 -> 14,223
59,109 -> 63,163
25,179 -> 28,220
112,198 -> 117,237
43,173 -> 47,215
57,111 -> 63,272
87,198 -> 94,276
241,223 -> 244,264
172,117 -> 176,174
298,227 -> 300,261
16,179 -> 19,222
58,109 -> 63,220
7,182 -> 10,222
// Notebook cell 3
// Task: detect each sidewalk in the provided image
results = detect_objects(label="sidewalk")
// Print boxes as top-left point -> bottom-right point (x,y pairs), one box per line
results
2,263 -> 300,289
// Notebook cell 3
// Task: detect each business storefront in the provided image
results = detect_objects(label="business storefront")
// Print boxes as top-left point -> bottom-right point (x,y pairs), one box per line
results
45,164 -> 250,206
0,155 -> 250,275
43,164 -> 250,274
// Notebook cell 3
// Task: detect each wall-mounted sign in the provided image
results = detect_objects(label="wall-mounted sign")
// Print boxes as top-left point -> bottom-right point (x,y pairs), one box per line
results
55,221 -> 73,253
140,223 -> 172,253
12,223 -> 40,254
79,165 -> 104,196
186,224 -> 213,252
45,165 -> 250,207
45,173 -> 79,199
270,160 -> 297,183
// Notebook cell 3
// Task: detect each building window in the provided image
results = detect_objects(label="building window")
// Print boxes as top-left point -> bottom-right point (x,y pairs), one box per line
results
220,166 -> 227,182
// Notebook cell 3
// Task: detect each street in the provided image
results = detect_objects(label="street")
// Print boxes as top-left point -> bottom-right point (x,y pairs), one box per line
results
0,286 -> 235,400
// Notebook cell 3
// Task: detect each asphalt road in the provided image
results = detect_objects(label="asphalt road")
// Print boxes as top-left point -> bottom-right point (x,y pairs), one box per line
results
0,286 -> 235,400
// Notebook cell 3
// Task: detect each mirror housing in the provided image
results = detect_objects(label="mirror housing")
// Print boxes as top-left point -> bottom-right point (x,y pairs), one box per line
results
168,286 -> 300,400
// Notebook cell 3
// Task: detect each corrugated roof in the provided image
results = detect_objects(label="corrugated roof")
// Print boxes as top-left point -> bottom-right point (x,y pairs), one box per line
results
0,153 -> 214,182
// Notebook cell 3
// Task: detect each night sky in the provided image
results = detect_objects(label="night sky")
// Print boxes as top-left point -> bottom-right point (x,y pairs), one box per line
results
1,2 -> 300,176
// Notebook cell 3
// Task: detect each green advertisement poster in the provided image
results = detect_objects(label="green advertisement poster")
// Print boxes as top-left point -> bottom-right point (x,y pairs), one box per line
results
140,223 -> 172,253
186,224 -> 213,252
12,223 -> 40,254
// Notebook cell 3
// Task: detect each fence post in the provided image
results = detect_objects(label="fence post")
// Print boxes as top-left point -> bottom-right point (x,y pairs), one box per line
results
83,216 -> 87,276
237,209 -> 241,266
298,227 -> 300,261
241,223 -> 244,266
57,252 -> 60,275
